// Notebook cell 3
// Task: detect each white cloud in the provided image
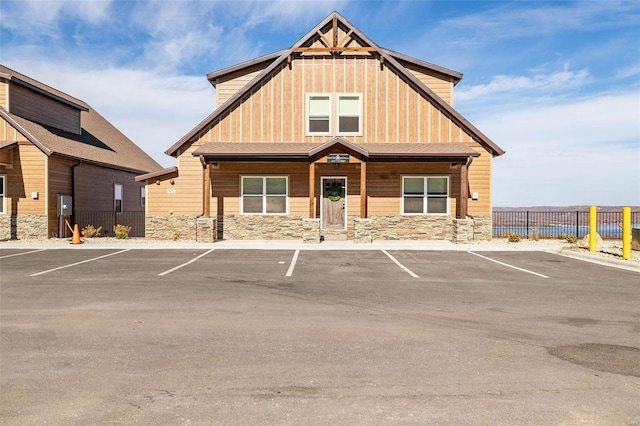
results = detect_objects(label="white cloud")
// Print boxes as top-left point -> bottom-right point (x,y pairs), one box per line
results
480,92 -> 640,206
14,0 -> 112,23
6,59 -> 214,168
457,68 -> 591,102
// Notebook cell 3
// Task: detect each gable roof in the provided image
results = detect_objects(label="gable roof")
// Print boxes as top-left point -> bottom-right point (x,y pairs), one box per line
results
0,65 -> 161,174
165,11 -> 504,158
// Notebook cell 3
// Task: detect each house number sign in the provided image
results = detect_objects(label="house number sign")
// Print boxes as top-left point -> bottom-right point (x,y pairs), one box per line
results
327,154 -> 349,163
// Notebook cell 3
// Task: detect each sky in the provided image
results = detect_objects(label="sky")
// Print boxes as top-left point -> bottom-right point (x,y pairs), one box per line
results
0,0 -> 638,207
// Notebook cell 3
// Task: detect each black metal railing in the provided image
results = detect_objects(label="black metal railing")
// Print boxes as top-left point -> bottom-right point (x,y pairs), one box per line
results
74,211 -> 145,238
492,210 -> 640,239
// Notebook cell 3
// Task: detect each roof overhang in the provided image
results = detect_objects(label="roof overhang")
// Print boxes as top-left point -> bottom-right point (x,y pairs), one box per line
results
192,138 -> 479,164
135,166 -> 179,182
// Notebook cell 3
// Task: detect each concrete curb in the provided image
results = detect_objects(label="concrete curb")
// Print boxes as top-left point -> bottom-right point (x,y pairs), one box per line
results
556,249 -> 640,273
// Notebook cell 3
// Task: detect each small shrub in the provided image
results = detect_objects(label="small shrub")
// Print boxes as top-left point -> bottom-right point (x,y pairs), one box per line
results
559,233 -> 578,244
507,232 -> 522,243
113,224 -> 131,239
81,224 -> 102,238
172,232 -> 180,241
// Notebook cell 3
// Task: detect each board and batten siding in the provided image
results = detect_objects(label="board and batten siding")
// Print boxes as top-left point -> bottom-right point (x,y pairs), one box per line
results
47,156 -> 73,235
9,84 -> 81,135
0,80 -> 8,110
193,56 -> 474,147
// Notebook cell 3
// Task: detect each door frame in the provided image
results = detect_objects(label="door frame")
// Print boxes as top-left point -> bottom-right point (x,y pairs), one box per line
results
320,176 -> 347,230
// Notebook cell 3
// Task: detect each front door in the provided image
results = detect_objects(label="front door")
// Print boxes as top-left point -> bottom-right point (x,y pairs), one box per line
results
321,177 -> 346,230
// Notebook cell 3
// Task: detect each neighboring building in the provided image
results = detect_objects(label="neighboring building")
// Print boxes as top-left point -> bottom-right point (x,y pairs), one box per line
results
0,65 -> 161,240
137,12 -> 505,243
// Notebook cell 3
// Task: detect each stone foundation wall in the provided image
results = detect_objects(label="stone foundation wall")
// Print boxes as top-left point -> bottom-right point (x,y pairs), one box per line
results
196,218 -> 217,243
354,218 -> 372,244
0,214 -> 48,240
145,214 -> 198,241
368,215 -> 454,240
470,215 -> 492,241
302,218 -> 320,244
222,215 -> 303,240
452,219 -> 473,244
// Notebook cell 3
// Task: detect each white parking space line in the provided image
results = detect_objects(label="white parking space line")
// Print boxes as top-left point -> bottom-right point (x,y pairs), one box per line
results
467,251 -> 549,279
0,249 -> 46,259
158,249 -> 215,276
382,250 -> 419,278
30,249 -> 130,277
285,250 -> 300,277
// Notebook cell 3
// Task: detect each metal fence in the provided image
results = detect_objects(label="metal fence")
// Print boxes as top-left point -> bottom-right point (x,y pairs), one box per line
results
74,211 -> 145,238
492,210 -> 640,239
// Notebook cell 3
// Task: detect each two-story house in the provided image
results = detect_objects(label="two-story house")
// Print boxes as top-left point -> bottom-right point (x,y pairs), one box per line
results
0,65 -> 161,240
137,12 -> 505,243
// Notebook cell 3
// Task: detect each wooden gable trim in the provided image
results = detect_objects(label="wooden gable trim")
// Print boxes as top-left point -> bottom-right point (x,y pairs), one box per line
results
0,108 -> 52,156
166,11 -> 505,158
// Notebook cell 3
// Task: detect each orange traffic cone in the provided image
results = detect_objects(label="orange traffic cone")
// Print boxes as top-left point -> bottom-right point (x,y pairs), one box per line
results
71,224 -> 83,244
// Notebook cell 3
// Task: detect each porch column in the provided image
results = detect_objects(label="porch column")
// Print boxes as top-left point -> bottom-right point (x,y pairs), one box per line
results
203,163 -> 211,218
309,162 -> 315,218
360,162 -> 367,218
457,161 -> 468,219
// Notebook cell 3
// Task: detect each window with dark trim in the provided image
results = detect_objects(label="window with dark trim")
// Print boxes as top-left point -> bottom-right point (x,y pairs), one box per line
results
114,183 -> 123,212
0,175 -> 5,214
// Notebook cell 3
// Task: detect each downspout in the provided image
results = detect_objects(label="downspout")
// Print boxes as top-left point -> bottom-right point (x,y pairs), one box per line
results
70,161 -> 81,237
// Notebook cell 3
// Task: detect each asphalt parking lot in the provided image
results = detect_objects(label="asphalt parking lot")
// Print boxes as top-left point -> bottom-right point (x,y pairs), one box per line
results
1,247 -> 639,425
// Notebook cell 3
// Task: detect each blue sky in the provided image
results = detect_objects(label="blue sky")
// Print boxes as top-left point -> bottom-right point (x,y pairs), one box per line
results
1,0 -> 638,207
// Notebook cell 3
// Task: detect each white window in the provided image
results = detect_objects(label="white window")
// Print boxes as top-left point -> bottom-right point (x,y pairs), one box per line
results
307,94 -> 331,134
402,176 -> 449,215
241,176 -> 288,215
338,94 -> 361,134
140,186 -> 146,207
0,175 -> 5,214
306,93 -> 362,135
114,183 -> 123,212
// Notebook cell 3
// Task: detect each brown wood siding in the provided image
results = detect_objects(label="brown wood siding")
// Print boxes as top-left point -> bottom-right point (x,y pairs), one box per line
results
9,84 -> 81,134
366,163 -> 458,216
196,56 -> 473,146
216,68 -> 265,108
467,142 -> 492,216
401,61 -> 454,106
1,143 -> 47,215
1,115 -> 30,143
210,163 -> 310,216
48,156 -> 73,235
147,143 -> 204,216
73,163 -> 145,212
0,81 -> 8,110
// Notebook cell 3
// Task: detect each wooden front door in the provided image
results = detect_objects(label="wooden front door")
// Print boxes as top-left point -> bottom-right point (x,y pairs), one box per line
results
321,177 -> 346,230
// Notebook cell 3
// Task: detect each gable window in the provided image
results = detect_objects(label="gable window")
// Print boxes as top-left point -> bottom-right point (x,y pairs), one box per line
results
242,176 -> 288,214
0,175 -> 5,214
338,95 -> 361,134
402,176 -> 449,215
307,95 -> 331,134
114,183 -> 123,212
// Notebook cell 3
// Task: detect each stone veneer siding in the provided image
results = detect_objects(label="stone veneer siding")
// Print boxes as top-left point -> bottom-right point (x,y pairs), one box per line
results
222,215 -> 303,240
470,215 -> 492,241
0,214 -> 48,240
367,215 -> 454,240
302,218 -> 320,243
145,214 -> 199,241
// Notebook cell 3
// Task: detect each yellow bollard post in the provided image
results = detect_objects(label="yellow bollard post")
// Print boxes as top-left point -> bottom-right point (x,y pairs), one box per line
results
622,207 -> 631,260
589,206 -> 597,252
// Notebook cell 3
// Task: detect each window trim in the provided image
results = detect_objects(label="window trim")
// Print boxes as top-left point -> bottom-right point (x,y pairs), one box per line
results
0,174 -> 6,214
402,176 -> 450,215
306,93 -> 332,136
240,176 -> 289,215
337,93 -> 362,135
114,183 -> 123,213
